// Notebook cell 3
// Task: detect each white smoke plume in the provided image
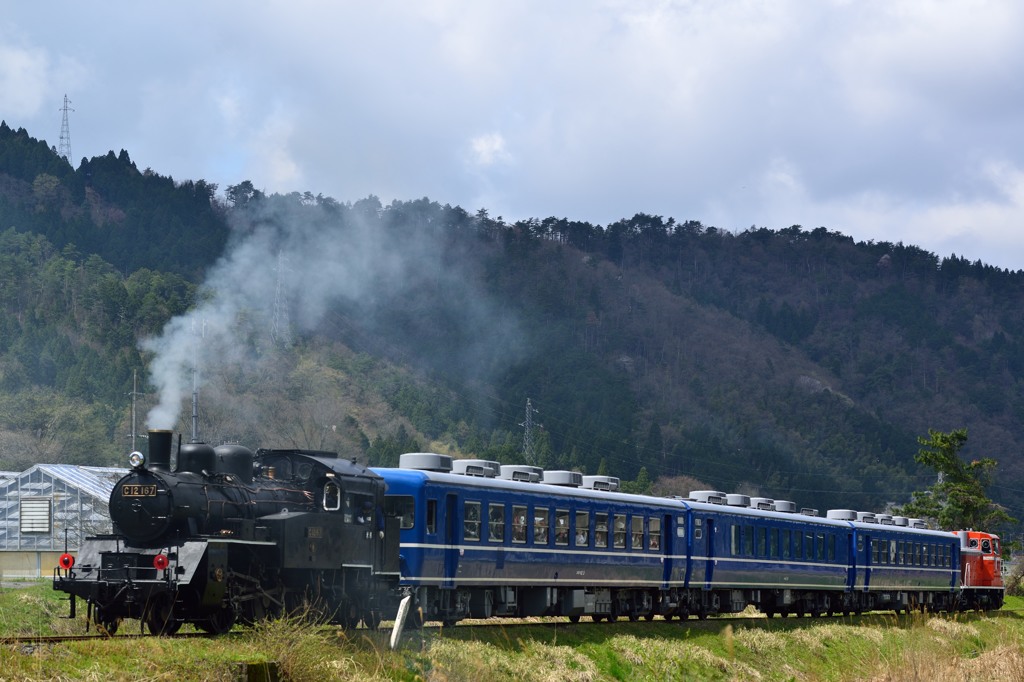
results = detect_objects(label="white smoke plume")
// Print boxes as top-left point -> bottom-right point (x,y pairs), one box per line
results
140,196 -> 520,430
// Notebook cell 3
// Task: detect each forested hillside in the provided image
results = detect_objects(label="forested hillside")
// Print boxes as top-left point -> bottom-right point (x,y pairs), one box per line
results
2,121 -> 1023,521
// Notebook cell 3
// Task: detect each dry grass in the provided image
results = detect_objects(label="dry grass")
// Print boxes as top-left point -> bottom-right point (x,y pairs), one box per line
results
423,638 -> 598,682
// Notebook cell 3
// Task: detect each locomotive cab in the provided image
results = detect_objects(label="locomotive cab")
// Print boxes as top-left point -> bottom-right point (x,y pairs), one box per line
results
956,529 -> 1004,610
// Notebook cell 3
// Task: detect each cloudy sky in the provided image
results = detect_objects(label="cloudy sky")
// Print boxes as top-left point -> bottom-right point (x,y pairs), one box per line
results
3,1 -> 1024,269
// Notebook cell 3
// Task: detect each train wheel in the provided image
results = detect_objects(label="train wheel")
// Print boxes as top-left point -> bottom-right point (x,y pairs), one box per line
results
592,614 -> 604,623
363,610 -> 383,630
199,606 -> 236,635
145,595 -> 181,636
567,614 -> 581,623
94,609 -> 119,636
644,611 -> 656,622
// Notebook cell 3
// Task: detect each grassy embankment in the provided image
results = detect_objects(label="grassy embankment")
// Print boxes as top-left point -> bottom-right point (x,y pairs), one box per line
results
1,580 -> 1022,681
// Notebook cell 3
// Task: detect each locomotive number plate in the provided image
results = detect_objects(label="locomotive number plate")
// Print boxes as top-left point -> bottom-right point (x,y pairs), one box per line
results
122,484 -> 157,497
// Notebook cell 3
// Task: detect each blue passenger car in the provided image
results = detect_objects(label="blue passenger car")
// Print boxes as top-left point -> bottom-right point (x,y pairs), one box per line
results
374,455 -> 693,623
374,454 -> 975,625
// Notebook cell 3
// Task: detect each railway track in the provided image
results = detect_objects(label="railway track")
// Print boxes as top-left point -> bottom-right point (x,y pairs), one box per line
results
5,606 -> 1011,647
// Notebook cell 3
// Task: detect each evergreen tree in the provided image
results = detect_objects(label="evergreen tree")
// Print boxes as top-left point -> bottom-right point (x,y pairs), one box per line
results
894,428 -> 1014,531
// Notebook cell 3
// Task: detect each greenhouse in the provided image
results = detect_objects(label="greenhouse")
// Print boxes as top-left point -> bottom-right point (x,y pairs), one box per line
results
0,464 -> 126,551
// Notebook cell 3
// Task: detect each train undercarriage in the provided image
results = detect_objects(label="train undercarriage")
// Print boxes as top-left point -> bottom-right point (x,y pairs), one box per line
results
405,583 -> 1002,627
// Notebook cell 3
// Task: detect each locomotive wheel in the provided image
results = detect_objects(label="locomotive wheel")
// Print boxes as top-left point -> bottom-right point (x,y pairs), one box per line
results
145,595 -> 181,636
199,606 -> 237,635
94,609 -> 119,636
362,609 -> 383,631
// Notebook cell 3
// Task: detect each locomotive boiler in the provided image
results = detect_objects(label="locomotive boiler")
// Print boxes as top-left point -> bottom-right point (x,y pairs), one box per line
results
54,430 -> 401,635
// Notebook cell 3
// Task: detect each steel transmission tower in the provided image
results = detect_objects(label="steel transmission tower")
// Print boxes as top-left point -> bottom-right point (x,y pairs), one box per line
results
520,398 -> 541,464
58,95 -> 74,163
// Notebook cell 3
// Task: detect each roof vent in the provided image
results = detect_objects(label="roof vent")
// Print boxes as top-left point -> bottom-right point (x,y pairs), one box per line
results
892,516 -> 909,527
399,453 -> 453,473
750,497 -> 775,511
908,518 -> 927,529
856,511 -> 877,524
499,465 -> 543,483
452,459 -> 500,477
689,490 -> 727,505
827,509 -> 857,521
876,514 -> 894,526
543,470 -> 583,487
774,500 -> 797,513
583,475 -> 620,492
800,508 -> 819,517
726,494 -> 751,507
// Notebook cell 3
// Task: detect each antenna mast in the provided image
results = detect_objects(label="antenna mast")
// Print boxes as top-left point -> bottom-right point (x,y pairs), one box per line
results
58,95 -> 74,163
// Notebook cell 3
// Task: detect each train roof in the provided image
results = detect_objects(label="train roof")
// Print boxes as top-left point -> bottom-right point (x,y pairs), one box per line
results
256,448 -> 381,479
372,453 -> 955,537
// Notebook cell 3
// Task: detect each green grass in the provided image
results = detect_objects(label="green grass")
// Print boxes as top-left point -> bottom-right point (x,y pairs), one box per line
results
4,583 -> 1024,681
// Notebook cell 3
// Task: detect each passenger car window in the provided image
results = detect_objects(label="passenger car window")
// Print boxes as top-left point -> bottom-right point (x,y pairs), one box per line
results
649,518 -> 661,550
488,504 -> 505,542
555,509 -> 570,546
575,511 -> 590,547
512,505 -> 527,543
631,516 -> 643,550
464,501 -> 481,541
534,509 -> 549,544
595,513 -> 609,548
613,514 -> 627,549
386,495 -> 415,529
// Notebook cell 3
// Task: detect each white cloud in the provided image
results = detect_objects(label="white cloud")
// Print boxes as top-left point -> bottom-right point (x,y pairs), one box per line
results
0,42 -> 50,119
5,1 -> 1024,268
469,132 -> 510,167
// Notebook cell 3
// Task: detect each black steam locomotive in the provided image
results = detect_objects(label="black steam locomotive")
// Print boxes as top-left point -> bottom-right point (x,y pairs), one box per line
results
53,430 -> 401,635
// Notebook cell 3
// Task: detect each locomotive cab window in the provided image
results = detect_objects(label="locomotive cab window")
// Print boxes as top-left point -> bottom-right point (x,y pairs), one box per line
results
346,494 -> 375,524
322,480 -> 341,511
464,501 -> 481,541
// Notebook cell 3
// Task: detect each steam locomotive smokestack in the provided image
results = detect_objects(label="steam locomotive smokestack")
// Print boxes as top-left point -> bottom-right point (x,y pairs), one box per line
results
148,429 -> 173,471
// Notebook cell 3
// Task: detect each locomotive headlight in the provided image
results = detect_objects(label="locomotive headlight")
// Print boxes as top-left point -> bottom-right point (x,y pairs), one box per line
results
128,451 -> 146,469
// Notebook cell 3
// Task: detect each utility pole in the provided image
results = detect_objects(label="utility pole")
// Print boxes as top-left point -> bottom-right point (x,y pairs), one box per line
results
520,398 -> 541,464
58,95 -> 74,163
